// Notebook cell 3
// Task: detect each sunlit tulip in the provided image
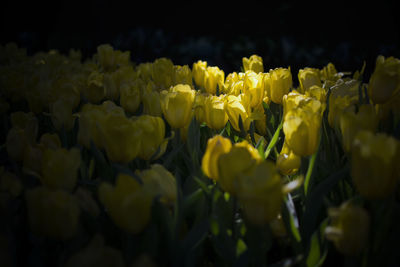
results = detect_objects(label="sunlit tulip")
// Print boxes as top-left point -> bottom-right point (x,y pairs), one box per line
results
298,68 -> 322,93
276,141 -> 301,175
192,60 -> 208,88
243,71 -> 264,108
201,135 -> 232,181
203,66 -> 225,95
267,67 -> 293,104
242,55 -> 264,73
204,95 -> 229,130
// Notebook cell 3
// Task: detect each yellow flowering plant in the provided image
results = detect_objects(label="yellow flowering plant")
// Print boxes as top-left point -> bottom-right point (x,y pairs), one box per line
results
2,42 -> 400,267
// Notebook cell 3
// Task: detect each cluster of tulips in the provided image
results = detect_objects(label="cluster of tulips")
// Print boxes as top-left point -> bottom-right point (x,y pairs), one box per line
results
1,41 -> 400,266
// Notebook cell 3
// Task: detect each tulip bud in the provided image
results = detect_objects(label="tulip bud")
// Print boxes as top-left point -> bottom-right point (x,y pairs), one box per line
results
339,105 -> 378,152
26,186 -> 80,240
283,106 -> 322,156
98,174 -> 153,234
152,58 -> 174,90
368,55 -> 400,104
41,147 -> 81,191
243,71 -> 265,108
173,65 -> 193,86
85,71 -> 106,103
204,95 -> 229,130
192,60 -> 207,88
134,115 -> 167,160
203,66 -> 225,95
268,67 -> 293,104
218,141 -> 261,195
201,135 -> 232,181
236,161 -> 283,224
136,164 -> 177,204
160,84 -> 195,129
119,81 -> 141,114
242,55 -> 264,73
276,141 -> 301,175
99,113 -> 142,163
224,94 -> 251,132
351,130 -> 400,199
142,82 -> 162,117
298,68 -> 322,93
326,202 -> 369,255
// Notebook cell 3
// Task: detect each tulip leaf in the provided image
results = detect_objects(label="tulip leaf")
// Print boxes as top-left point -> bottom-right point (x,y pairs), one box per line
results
238,114 -> 247,137
282,193 -> 302,253
306,218 -> 329,267
264,119 -> 283,159
182,219 -> 209,252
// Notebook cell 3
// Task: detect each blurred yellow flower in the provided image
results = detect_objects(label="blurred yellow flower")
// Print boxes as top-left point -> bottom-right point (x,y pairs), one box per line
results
201,135 -> 232,181
236,160 -> 283,225
339,105 -> 378,152
119,81 -> 142,114
326,202 -> 369,256
41,147 -> 81,191
368,55 -> 400,104
142,82 -> 162,117
134,115 -> 167,160
160,84 -> 196,129
242,55 -> 264,73
276,141 -> 301,175
136,164 -> 177,204
152,58 -> 174,90
98,174 -> 152,234
173,64 -> 193,86
26,186 -> 80,240
50,98 -> 75,131
84,71 -> 106,103
218,141 -> 261,195
351,130 -> 400,199
99,113 -> 142,163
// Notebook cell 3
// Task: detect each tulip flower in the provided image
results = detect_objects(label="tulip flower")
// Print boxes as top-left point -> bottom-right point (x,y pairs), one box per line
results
351,130 -> 400,199
242,55 -> 264,73
160,84 -> 196,129
267,67 -> 293,104
276,141 -> 301,175
203,66 -> 225,95
243,71 -> 265,108
326,202 -> 369,255
204,95 -> 229,130
192,60 -> 207,88
201,135 -> 232,181
298,67 -> 322,93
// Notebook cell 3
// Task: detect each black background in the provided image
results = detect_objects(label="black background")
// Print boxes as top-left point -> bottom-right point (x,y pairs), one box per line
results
1,0 -> 399,78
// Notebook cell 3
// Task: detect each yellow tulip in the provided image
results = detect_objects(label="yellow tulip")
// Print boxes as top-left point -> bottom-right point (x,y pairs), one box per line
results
243,71 -> 264,108
193,91 -> 207,124
142,82 -> 162,117
136,164 -> 177,204
224,94 -> 251,132
201,135 -> 232,181
119,81 -> 141,114
276,141 -> 301,175
96,44 -> 130,72
98,173 -> 152,234
41,147 -> 81,191
173,64 -> 193,86
268,67 -> 293,104
85,71 -> 106,103
283,107 -> 322,156
192,60 -> 207,88
236,161 -> 283,225
99,113 -> 142,163
218,141 -> 261,195
351,130 -> 400,199
224,72 -> 244,96
204,95 -> 229,130
298,68 -> 322,93
152,58 -> 174,90
50,98 -> 75,131
26,186 -> 80,240
328,79 -> 359,128
160,84 -> 196,129
305,85 -> 327,103
320,62 -> 339,82
242,55 -> 264,73
203,66 -> 225,95
368,55 -> 400,104
326,202 -> 369,255
339,105 -> 378,152
134,115 -> 167,160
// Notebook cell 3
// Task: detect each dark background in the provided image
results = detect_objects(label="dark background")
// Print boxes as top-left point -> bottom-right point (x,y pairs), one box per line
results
1,0 -> 399,79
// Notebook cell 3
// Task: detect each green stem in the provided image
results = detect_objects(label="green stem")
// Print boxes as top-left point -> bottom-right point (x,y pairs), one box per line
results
264,119 -> 283,159
304,134 -> 321,196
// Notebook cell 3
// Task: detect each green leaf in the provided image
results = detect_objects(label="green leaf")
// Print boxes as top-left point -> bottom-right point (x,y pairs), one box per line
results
303,140 -> 320,196
281,193 -> 302,254
264,119 -> 283,159
306,218 -> 329,267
